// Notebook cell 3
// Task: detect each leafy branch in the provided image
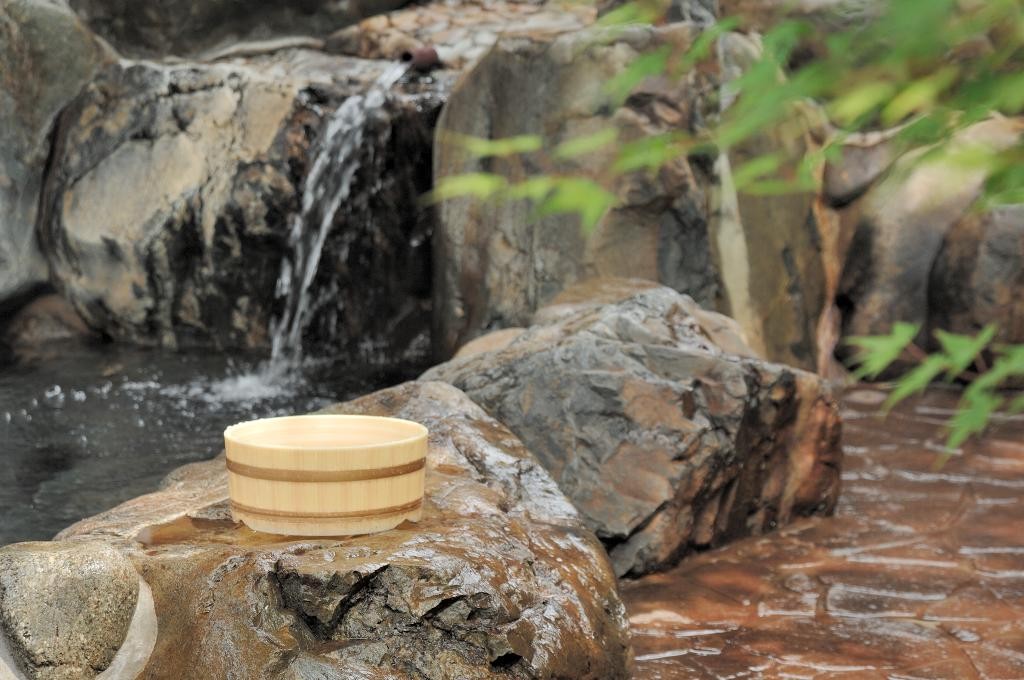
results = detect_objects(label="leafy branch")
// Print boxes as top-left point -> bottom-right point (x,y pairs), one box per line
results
846,323 -> 1024,453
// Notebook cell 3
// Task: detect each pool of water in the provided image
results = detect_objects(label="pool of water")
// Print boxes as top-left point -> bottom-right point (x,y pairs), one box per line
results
0,341 -> 419,545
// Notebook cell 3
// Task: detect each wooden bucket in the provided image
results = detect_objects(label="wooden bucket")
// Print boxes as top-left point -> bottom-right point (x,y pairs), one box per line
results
224,414 -> 428,536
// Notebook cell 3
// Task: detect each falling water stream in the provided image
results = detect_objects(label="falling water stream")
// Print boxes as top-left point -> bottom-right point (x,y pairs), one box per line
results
269,62 -> 408,370
0,63 -> 412,545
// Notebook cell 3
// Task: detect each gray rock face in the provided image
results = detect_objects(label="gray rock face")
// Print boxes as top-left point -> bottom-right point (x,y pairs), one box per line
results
48,381 -> 632,678
0,0 -> 111,310
433,24 -> 722,359
0,541 -> 139,679
40,53 -> 447,354
424,283 -> 842,576
67,0 -> 410,58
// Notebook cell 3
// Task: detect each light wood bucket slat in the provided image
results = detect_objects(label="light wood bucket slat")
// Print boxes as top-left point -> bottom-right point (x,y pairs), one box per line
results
224,414 -> 428,536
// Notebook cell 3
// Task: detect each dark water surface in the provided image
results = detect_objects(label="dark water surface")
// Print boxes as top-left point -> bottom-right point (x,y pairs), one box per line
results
0,342 -> 413,545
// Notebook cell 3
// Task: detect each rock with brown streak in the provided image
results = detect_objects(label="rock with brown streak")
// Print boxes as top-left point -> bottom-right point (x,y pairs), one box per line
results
425,283 -> 842,576
42,381 -> 632,679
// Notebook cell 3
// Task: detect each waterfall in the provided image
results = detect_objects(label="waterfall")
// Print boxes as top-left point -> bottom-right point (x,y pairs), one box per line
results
267,62 -> 407,372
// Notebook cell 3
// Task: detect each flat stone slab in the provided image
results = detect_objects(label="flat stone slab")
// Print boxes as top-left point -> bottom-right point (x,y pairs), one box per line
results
623,387 -> 1024,679
6,381 -> 631,679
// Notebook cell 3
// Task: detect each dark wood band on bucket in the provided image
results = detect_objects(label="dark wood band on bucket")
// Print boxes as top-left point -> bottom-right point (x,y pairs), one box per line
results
230,497 -> 423,520
226,457 -> 425,482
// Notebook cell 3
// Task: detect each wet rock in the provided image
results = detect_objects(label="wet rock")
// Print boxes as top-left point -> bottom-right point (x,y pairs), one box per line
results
40,53 -> 448,356
53,381 -> 632,678
0,540 -> 139,679
424,283 -> 842,576
837,118 -> 1024,352
0,0 -> 112,309
67,0 -> 410,58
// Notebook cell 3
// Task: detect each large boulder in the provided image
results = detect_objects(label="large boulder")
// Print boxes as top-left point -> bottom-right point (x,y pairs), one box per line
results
67,0 -> 409,58
0,0 -> 111,311
0,541 -> 140,679
432,23 -> 835,372
837,118 -> 1024,351
424,280 -> 842,576
32,381 -> 633,678
40,53 -> 447,356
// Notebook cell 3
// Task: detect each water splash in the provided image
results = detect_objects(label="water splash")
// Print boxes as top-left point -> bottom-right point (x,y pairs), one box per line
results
269,62 -> 408,370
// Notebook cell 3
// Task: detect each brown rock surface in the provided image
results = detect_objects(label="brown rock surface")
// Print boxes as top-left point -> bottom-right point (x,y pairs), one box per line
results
712,32 -> 832,372
822,128 -> 902,207
623,387 -> 1024,679
719,0 -> 884,55
47,381 -> 632,678
424,283 -> 841,576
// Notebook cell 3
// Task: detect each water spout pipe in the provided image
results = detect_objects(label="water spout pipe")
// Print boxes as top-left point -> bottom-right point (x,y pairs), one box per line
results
400,46 -> 441,72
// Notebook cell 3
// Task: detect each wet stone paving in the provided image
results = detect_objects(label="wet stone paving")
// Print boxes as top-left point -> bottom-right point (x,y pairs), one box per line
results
622,387 -> 1024,679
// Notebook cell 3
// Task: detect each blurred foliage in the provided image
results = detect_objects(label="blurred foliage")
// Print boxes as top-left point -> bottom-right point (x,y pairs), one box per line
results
846,323 -> 1024,454
428,0 -> 1024,445
431,0 -> 1024,224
